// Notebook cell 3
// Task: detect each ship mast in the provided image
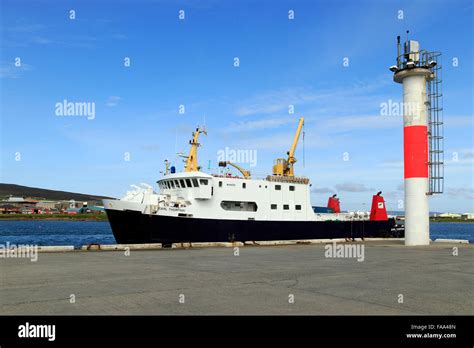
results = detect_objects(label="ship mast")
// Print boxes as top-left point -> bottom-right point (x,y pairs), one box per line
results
185,127 -> 206,172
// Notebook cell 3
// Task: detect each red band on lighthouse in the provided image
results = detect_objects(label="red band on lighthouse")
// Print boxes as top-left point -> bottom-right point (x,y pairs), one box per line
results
404,125 -> 428,178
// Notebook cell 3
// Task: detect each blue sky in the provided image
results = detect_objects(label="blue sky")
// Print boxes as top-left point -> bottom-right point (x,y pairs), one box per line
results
1,0 -> 473,212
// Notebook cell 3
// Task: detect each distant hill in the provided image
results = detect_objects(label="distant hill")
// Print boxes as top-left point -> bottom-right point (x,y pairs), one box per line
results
0,183 -> 114,201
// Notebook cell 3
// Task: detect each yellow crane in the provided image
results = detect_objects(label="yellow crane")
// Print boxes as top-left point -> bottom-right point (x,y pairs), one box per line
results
272,117 -> 304,177
184,127 -> 206,172
218,161 -> 251,178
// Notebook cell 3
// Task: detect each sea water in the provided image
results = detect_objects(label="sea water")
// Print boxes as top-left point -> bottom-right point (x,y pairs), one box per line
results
0,220 -> 472,247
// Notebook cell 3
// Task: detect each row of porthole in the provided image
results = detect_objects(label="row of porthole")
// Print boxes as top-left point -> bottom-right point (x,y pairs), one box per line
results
271,204 -> 302,210
218,200 -> 304,213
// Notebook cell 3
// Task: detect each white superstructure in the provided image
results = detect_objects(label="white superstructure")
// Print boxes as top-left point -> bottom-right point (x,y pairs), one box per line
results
103,173 -> 373,222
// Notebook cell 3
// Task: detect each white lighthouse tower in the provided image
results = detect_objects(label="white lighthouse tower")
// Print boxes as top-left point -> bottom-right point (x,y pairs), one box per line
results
390,33 -> 444,246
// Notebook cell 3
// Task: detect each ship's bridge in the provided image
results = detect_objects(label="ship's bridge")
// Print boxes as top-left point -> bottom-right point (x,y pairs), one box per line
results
157,171 -> 213,200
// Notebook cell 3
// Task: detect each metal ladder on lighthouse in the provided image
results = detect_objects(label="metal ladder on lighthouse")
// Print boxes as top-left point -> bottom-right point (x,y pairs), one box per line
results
425,51 -> 444,195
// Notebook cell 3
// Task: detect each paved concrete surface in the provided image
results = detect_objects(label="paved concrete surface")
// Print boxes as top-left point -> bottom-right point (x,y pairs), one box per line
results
1,241 -> 473,315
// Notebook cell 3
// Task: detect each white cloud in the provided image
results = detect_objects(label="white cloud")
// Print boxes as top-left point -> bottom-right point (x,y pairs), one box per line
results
444,115 -> 473,127
225,117 -> 295,132
223,113 -> 401,137
233,131 -> 332,151
335,182 -> 374,192
0,61 -> 33,79
448,147 -> 474,160
234,87 -> 324,116
7,24 -> 46,33
312,187 -> 334,193
322,114 -> 402,132
446,187 -> 474,200
378,161 -> 403,168
4,22 -> 98,48
31,36 -> 55,44
380,190 -> 403,200
233,74 -> 392,118
106,96 -> 121,107
112,34 -> 128,40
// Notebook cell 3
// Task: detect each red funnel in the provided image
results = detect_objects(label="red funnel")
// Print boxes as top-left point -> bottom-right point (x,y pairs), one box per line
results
370,192 -> 388,221
327,195 -> 341,213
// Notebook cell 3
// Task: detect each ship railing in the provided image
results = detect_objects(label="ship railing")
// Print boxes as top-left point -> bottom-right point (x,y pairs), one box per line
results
265,175 -> 310,185
210,173 -> 310,184
211,174 -> 250,180
395,50 -> 441,71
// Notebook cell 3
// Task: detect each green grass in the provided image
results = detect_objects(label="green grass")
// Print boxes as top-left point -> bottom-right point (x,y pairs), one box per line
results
0,213 -> 108,221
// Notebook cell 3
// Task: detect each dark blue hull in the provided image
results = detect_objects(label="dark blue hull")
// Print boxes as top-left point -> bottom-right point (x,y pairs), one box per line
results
105,209 -> 404,244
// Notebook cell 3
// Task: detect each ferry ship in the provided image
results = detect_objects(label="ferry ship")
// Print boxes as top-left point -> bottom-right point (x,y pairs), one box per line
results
103,118 -> 404,244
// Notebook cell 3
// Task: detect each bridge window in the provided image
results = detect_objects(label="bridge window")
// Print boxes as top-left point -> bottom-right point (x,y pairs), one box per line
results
220,201 -> 258,212
199,179 -> 209,185
283,204 -> 289,210
180,179 -> 186,188
192,178 -> 199,187
170,181 -> 175,189
271,204 -> 277,210
275,185 -> 281,191
185,179 -> 192,188
174,180 -> 180,188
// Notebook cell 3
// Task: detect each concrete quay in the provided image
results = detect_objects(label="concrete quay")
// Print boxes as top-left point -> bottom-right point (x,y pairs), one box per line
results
1,240 -> 472,315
